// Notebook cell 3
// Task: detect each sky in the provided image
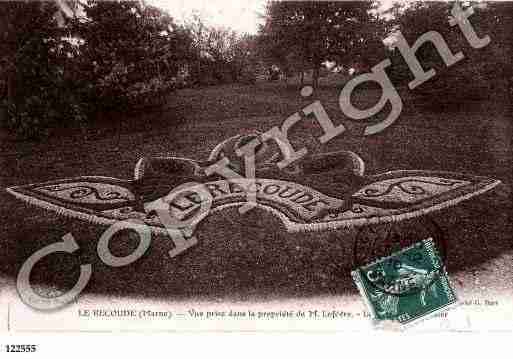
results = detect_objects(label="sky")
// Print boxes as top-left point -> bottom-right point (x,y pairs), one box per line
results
148,0 -> 405,34
149,0 -> 267,35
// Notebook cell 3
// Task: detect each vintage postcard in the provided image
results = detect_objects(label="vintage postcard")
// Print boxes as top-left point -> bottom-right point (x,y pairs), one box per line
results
0,0 -> 511,337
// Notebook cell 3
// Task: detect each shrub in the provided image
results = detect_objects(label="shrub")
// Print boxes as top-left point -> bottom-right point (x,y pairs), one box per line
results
1,1 -> 193,139
2,92 -> 87,140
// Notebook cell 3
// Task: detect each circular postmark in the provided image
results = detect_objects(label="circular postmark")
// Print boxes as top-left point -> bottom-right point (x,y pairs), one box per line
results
351,215 -> 448,270
362,250 -> 443,297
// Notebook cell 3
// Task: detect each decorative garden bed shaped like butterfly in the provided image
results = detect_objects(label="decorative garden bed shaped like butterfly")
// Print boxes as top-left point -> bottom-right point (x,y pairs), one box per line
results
6,132 -> 501,236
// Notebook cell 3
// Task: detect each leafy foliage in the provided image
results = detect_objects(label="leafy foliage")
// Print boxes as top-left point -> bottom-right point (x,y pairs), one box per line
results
0,0 -> 194,139
184,15 -> 259,86
0,1 -> 86,138
387,1 -> 512,105
72,1 -> 193,111
258,1 -> 388,86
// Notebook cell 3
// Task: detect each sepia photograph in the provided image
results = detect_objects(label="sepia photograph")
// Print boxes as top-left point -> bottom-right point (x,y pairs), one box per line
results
0,0 -> 511,337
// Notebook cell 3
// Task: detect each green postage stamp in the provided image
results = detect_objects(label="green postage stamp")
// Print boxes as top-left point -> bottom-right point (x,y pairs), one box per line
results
352,238 -> 457,326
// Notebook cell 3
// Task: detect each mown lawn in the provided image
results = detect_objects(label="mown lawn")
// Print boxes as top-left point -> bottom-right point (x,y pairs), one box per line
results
0,81 -> 511,301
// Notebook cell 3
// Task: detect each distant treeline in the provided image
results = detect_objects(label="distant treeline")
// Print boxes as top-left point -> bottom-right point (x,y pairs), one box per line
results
0,1 -> 511,139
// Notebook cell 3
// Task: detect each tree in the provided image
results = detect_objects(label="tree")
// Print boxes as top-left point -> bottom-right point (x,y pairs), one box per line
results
74,0 -> 193,110
258,1 -> 387,87
0,0 -> 195,138
229,34 -> 260,84
481,2 -> 513,107
0,1 -> 85,138
388,1 -> 512,105
184,14 -> 258,85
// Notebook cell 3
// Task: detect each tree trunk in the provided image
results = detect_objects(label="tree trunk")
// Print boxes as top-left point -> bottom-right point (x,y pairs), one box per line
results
196,56 -> 201,86
7,67 -> 15,106
0,67 -> 15,126
0,106 -> 5,124
300,57 -> 305,86
507,73 -> 513,116
312,66 -> 319,88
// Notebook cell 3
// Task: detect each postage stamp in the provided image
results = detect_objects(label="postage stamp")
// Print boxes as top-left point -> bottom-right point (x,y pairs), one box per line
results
351,238 -> 457,326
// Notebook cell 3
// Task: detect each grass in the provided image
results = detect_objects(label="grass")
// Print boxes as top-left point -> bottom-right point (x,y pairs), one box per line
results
0,81 -> 511,302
